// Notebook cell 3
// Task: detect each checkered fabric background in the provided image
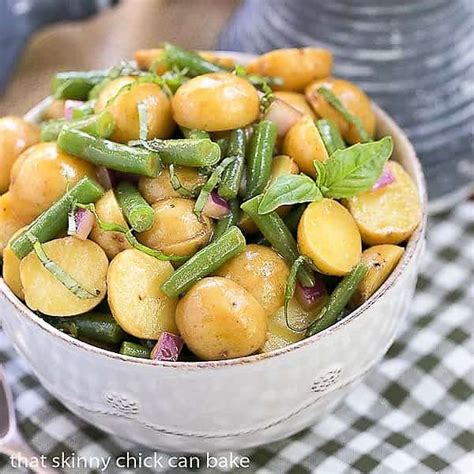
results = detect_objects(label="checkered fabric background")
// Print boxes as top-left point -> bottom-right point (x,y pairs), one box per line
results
0,201 -> 473,474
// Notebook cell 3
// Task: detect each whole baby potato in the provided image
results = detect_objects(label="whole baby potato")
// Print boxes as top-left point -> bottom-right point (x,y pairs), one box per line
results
345,161 -> 422,245
172,72 -> 260,131
176,277 -> 267,360
351,244 -> 404,307
137,198 -> 213,257
94,76 -> 136,113
274,92 -> 316,118
0,116 -> 40,193
2,226 -> 27,300
9,143 -> 96,223
20,237 -> 108,316
138,166 -> 207,204
282,115 -> 328,177
215,244 -> 290,315
246,48 -> 333,92
89,190 -> 132,259
106,82 -> 175,143
108,249 -> 178,339
298,199 -> 362,276
305,77 -> 375,144
0,193 -> 25,256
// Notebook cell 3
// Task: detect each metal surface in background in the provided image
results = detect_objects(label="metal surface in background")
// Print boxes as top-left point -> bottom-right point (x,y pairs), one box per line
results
220,0 -> 474,209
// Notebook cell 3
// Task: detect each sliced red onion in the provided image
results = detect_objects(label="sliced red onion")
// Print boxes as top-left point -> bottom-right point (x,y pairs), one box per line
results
295,279 -> 327,311
264,98 -> 302,137
68,208 -> 95,240
151,332 -> 184,362
202,191 -> 231,219
96,166 -> 116,190
372,165 -> 396,190
64,100 -> 84,120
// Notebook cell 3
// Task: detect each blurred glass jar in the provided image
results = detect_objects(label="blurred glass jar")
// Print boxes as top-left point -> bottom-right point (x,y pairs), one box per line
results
220,0 -> 474,211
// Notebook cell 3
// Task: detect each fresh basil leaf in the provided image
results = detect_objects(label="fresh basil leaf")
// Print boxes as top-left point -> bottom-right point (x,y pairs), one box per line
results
258,174 -> 322,214
314,136 -> 393,198
317,87 -> 372,143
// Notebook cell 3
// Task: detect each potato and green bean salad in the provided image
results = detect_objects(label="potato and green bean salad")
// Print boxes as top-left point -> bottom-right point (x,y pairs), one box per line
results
0,44 -> 422,361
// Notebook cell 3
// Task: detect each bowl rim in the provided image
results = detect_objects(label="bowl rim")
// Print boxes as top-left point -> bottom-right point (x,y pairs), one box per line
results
0,52 -> 428,369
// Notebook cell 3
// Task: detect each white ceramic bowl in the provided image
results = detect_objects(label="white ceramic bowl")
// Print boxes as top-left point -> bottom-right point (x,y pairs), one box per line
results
0,53 -> 427,453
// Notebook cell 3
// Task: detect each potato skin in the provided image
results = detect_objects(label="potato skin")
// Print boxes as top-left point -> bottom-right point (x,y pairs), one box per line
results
298,199 -> 362,276
89,190 -> 132,259
138,166 -> 206,204
0,116 -> 40,193
0,193 -> 26,256
94,76 -> 136,113
345,161 -> 422,245
20,237 -> 108,316
137,198 -> 213,257
282,115 -> 328,177
106,82 -> 175,143
2,226 -> 27,300
351,245 -> 404,308
215,244 -> 290,315
274,92 -> 316,118
9,142 -> 96,223
107,249 -> 177,339
269,155 -> 299,186
176,277 -> 267,360
172,72 -> 260,131
246,48 -> 332,92
305,77 -> 375,144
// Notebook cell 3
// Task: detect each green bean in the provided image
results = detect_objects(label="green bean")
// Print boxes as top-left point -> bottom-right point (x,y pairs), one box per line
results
306,262 -> 368,337
10,177 -> 104,259
57,128 -> 160,177
212,199 -> 239,241
245,121 -> 277,199
71,100 -> 96,119
40,112 -> 115,142
130,138 -> 220,167
52,71 -> 108,100
180,128 -> 210,140
52,313 -> 126,344
283,204 -> 306,234
163,43 -> 227,76
218,128 -> 246,200
316,119 -> 345,155
240,195 -> 314,287
115,182 -> 155,232
161,226 -> 246,297
215,136 -> 230,156
120,342 -> 151,359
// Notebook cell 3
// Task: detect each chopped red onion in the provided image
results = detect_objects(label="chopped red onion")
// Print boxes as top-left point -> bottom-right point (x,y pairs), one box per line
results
264,98 -> 302,137
295,279 -> 327,311
372,165 -> 396,190
64,100 -> 84,120
68,208 -> 95,240
97,166 -> 116,190
202,191 -> 231,219
151,332 -> 184,362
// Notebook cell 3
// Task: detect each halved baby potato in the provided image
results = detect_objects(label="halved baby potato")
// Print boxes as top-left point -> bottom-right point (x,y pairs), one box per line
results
305,77 -> 375,144
214,244 -> 290,315
260,297 -> 327,353
89,190 -> 132,259
298,199 -> 362,276
20,237 -> 108,316
138,166 -> 207,204
107,249 -> 178,339
274,92 -> 316,118
345,161 -> 422,245
94,75 -> 137,113
42,99 -> 66,121
0,192 -> 25,255
246,48 -> 332,92
176,277 -> 267,360
268,155 -> 299,186
137,198 -> 213,257
351,244 -> 404,308
2,226 -> 27,300
282,115 -> 328,177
